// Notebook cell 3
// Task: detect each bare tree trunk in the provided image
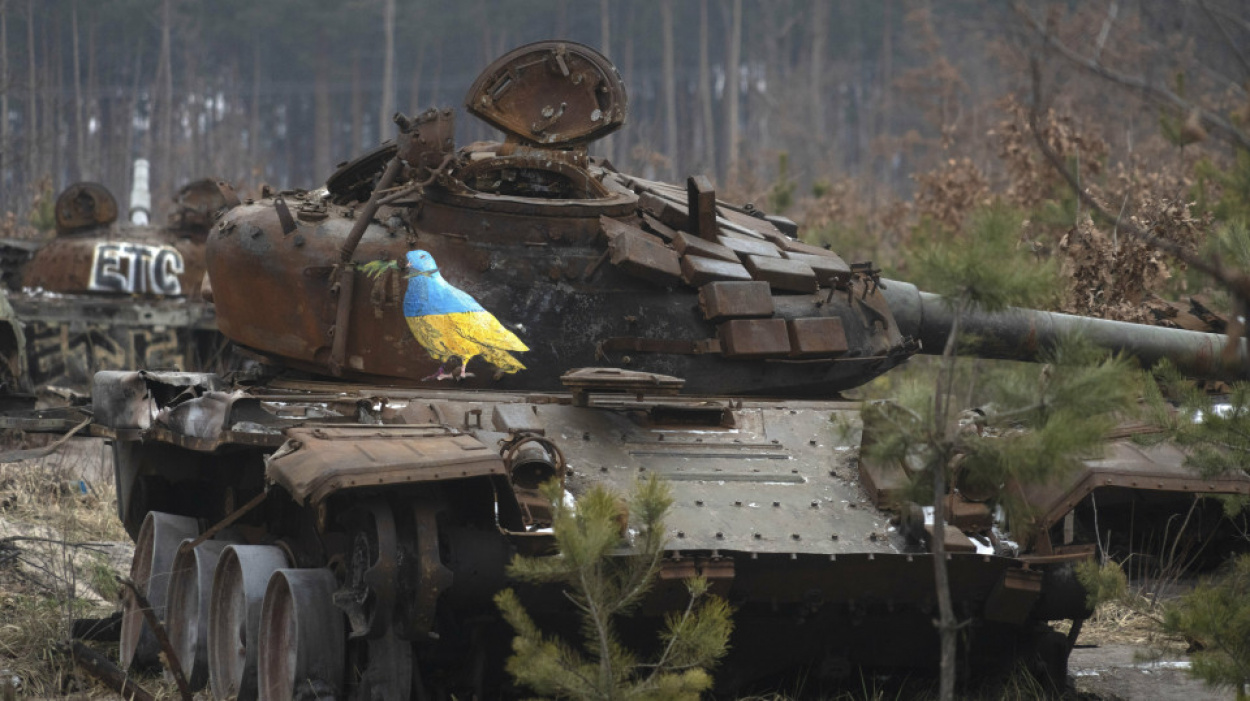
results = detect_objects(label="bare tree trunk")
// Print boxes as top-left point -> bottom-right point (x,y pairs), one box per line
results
724,0 -> 742,183
879,0 -> 893,195
85,8 -> 98,186
225,58 -> 246,180
809,0 -> 828,143
182,33 -> 199,183
406,45 -> 424,118
71,0 -> 84,181
932,444 -> 957,701
155,0 -> 173,217
126,42 -> 143,207
24,0 -> 35,198
46,8 -> 58,192
661,0 -> 677,179
350,53 -> 362,151
313,35 -> 331,181
698,0 -> 715,176
378,0 -> 395,140
1,0 -> 8,213
598,0 -> 614,164
249,40 -> 261,182
621,3 -> 636,171
932,311 -> 964,701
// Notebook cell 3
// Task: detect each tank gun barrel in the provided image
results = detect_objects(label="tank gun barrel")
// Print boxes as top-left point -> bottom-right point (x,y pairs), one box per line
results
882,280 -> 1250,380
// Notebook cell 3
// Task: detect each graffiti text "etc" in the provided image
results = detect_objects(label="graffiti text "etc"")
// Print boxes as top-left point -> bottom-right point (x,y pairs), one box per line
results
88,243 -> 185,295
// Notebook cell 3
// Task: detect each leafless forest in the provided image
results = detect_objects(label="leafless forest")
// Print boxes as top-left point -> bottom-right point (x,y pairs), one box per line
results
0,0 -> 1248,296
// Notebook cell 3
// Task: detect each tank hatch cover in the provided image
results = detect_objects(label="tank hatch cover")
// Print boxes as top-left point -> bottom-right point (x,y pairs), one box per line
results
465,41 -> 627,148
55,182 -> 119,234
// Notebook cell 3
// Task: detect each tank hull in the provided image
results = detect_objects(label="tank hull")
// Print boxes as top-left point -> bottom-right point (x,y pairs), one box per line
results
90,370 -> 1114,694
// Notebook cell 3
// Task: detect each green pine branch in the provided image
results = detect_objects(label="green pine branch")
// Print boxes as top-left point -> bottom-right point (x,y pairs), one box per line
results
1162,555 -> 1250,699
495,476 -> 733,700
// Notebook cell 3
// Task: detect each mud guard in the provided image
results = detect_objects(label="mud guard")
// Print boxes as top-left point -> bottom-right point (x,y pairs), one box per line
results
266,425 -> 526,530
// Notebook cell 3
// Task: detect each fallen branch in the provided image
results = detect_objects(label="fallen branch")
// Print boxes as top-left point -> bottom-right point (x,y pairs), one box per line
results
65,640 -> 156,701
116,577 -> 193,701
0,414 -> 93,464
1,536 -> 113,552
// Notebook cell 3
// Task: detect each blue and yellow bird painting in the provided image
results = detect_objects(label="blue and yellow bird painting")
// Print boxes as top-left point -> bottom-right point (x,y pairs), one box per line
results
361,250 -> 527,380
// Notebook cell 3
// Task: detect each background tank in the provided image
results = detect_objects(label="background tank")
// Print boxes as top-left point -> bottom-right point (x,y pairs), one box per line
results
78,41 -> 1250,697
1,168 -> 234,393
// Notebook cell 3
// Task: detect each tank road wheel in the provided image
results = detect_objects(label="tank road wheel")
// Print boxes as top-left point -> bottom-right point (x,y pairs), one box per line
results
332,500 -> 414,701
408,496 -> 454,640
165,538 -> 234,691
257,568 -> 345,701
208,545 -> 290,701
120,511 -> 200,671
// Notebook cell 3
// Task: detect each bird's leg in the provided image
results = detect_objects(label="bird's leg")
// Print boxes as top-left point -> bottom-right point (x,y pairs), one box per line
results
455,360 -> 475,380
422,365 -> 455,382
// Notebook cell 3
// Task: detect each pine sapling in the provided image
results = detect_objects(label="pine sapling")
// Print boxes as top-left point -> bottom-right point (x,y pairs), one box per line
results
495,476 -> 733,701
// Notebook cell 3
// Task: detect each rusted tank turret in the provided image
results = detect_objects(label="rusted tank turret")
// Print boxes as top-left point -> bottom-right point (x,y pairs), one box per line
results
61,42 -> 1250,698
3,171 -> 232,391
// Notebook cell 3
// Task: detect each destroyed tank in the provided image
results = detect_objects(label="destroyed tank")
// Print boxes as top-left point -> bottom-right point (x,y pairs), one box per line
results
79,42 -> 1250,699
0,168 -> 231,395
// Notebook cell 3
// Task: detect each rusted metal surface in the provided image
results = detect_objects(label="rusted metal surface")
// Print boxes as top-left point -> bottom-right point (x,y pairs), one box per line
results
465,41 -> 627,147
1027,440 -> 1250,528
21,233 -> 202,296
10,179 -> 230,393
167,179 -> 234,238
267,425 -> 507,504
55,183 -> 119,234
699,280 -> 774,321
687,175 -> 718,241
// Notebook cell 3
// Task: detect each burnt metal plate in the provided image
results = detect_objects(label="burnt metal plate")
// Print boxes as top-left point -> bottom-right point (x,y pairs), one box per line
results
1021,439 -> 1250,531
698,281 -> 774,322
718,318 -> 791,358
561,367 -> 685,406
674,232 -> 738,263
779,238 -> 846,258
680,256 -> 752,287
640,213 -> 680,243
267,425 -> 505,504
782,251 -> 851,287
718,234 -> 780,261
788,317 -> 849,357
473,398 -> 896,556
744,255 -> 818,294
465,41 -> 627,147
638,191 -> 690,232
602,217 -> 681,286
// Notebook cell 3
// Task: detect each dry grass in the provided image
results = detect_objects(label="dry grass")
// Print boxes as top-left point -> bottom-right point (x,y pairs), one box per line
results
1060,598 -> 1188,653
0,436 -> 148,698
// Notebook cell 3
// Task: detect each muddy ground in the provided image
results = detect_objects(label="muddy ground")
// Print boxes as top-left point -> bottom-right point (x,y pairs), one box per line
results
1070,644 -> 1229,700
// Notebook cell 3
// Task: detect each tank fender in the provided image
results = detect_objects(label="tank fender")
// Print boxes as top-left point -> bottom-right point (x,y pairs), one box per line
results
266,425 -> 525,528
92,370 -> 226,430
